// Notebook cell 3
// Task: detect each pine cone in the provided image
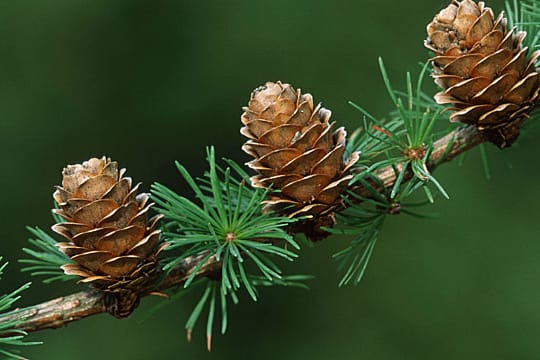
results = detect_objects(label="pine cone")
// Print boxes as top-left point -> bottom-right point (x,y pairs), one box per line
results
425,0 -> 540,147
241,81 -> 359,240
52,157 -> 164,318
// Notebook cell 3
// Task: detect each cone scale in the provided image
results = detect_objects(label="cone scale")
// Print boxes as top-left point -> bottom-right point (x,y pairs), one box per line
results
425,0 -> 540,147
241,81 -> 359,240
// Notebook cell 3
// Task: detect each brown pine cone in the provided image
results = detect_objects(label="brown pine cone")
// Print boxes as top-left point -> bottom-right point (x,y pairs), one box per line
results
52,157 -> 164,318
241,81 -> 359,240
425,0 -> 540,147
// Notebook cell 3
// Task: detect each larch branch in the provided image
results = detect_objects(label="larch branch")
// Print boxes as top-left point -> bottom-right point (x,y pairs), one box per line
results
0,253 -> 220,333
0,125 -> 484,334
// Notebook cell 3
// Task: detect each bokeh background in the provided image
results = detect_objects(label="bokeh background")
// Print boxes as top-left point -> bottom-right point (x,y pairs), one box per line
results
1,0 -> 540,359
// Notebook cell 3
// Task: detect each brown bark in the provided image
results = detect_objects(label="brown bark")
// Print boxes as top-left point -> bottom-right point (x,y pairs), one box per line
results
0,253 -> 220,333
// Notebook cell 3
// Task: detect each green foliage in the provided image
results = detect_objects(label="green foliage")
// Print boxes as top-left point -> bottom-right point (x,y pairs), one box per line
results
152,147 -> 299,286
0,257 -> 41,359
506,0 -> 540,53
330,167 -> 442,286
151,147 -> 308,347
348,58 -> 450,204
19,226 -> 75,284
327,188 -> 387,287
183,274 -> 312,350
184,279 -> 220,351
379,59 -> 440,150
338,58 -> 459,286
344,113 -> 403,170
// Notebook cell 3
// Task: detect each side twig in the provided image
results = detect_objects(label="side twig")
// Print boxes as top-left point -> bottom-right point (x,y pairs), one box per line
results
366,125 -> 482,193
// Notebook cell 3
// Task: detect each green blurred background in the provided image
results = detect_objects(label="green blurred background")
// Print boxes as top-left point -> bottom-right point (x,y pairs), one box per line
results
1,0 -> 540,359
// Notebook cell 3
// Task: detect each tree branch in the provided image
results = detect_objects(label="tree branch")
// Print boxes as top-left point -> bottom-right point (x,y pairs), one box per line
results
0,125 -> 483,334
0,253 -> 220,333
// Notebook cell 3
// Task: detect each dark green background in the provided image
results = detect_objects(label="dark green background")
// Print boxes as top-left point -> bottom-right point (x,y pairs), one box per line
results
2,0 -> 540,359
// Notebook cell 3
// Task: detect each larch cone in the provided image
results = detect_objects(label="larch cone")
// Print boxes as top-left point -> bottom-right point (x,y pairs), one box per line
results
241,81 -> 359,240
52,157 -> 165,318
425,0 -> 540,147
